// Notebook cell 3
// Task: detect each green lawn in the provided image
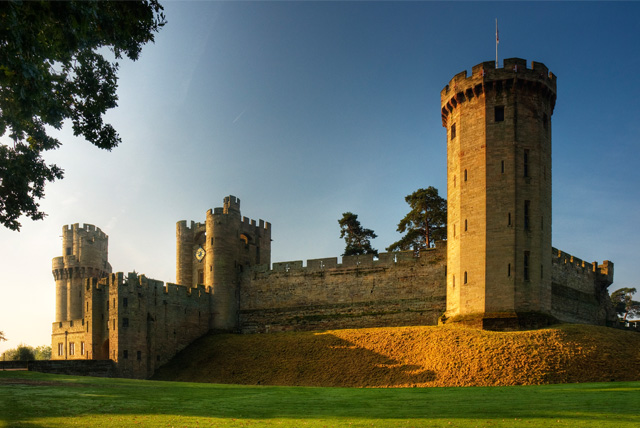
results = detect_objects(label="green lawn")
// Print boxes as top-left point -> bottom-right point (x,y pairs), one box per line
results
1,371 -> 638,427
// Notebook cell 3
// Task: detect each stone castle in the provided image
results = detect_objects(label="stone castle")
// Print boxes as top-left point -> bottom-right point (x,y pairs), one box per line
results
51,58 -> 616,378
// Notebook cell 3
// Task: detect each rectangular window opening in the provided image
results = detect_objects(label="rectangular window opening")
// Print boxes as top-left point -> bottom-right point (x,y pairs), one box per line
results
524,251 -> 530,281
495,106 -> 505,122
137,351 -> 142,361
524,149 -> 529,178
501,160 -> 505,173
508,263 -> 511,277
464,271 -> 468,284
451,123 -> 457,139
123,350 -> 128,359
123,297 -> 128,308
524,201 -> 530,230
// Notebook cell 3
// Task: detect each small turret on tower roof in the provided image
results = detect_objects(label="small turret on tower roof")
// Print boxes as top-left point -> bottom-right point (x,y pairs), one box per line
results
223,195 -> 241,216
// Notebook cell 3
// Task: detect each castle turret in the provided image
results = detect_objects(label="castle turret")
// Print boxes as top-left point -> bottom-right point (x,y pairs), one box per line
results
176,221 -> 195,287
441,58 -> 556,329
176,195 -> 271,331
52,223 -> 112,322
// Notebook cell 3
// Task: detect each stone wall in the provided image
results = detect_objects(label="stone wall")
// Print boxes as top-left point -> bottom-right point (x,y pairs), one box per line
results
51,318 -> 87,360
238,244 -> 447,333
51,273 -> 213,379
550,248 -> 615,325
107,273 -> 212,378
27,360 -> 116,377
237,243 -> 615,333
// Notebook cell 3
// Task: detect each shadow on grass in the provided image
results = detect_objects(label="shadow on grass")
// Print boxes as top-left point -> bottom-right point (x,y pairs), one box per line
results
152,330 -> 435,387
1,371 -> 640,427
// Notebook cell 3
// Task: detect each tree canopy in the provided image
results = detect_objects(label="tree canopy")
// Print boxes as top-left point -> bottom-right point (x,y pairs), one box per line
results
0,1 -> 165,230
338,212 -> 378,257
610,288 -> 640,321
386,187 -> 446,252
1,344 -> 50,361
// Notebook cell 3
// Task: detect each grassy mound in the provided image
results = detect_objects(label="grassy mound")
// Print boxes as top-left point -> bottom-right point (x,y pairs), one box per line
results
152,324 -> 640,387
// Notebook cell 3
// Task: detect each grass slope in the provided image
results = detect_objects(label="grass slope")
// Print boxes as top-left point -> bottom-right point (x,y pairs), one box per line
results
1,371 -> 639,427
152,324 -> 640,387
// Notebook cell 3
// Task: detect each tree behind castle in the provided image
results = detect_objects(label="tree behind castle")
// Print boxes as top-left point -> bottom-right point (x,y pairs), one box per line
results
387,187 -> 447,252
338,212 -> 378,257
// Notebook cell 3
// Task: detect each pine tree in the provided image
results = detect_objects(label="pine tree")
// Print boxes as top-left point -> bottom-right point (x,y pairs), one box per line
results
386,187 -> 446,252
338,212 -> 378,257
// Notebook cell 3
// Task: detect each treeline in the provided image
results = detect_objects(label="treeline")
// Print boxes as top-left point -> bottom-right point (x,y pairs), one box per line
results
1,344 -> 51,361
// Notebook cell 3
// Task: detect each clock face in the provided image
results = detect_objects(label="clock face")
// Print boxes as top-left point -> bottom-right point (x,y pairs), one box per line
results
195,247 -> 206,262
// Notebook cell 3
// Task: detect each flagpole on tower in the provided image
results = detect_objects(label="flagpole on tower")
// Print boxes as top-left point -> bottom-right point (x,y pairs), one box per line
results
495,18 -> 499,68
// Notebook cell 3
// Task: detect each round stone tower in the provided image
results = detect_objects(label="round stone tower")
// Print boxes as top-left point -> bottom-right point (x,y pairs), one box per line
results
206,196 -> 243,331
52,224 -> 112,322
441,58 -> 557,329
176,195 -> 271,332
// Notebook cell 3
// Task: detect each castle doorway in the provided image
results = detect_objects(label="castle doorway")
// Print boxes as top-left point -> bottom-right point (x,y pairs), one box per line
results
101,339 -> 109,360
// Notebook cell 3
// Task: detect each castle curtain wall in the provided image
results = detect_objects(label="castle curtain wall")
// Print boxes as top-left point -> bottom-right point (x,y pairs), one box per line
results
238,246 -> 447,333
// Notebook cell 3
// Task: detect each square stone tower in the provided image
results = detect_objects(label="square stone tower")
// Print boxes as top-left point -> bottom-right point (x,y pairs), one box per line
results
441,58 -> 557,329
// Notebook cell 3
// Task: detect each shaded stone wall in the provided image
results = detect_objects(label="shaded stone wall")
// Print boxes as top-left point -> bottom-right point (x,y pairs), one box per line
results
237,243 -> 615,333
238,245 -> 447,333
51,273 -> 212,379
107,273 -> 212,378
550,248 -> 615,325
26,360 -> 115,377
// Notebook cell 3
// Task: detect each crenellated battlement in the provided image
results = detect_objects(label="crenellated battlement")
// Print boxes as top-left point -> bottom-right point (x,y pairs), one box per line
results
266,244 -> 444,274
204,197 -> 270,232
440,58 -> 556,127
117,272 -> 213,298
176,220 -> 204,233
552,248 -> 614,287
63,223 -> 108,240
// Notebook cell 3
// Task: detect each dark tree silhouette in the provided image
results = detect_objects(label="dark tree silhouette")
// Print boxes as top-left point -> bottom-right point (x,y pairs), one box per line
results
338,212 -> 378,257
0,1 -> 165,230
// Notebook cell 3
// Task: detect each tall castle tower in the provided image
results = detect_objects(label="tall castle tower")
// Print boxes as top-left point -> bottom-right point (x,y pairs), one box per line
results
176,196 -> 271,331
52,224 -> 112,322
441,58 -> 557,328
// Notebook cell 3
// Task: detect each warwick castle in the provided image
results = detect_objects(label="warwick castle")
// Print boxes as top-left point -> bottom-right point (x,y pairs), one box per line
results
51,58 -> 617,379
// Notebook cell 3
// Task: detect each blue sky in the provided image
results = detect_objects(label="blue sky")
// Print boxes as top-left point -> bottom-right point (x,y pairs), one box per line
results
2,1 -> 639,353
